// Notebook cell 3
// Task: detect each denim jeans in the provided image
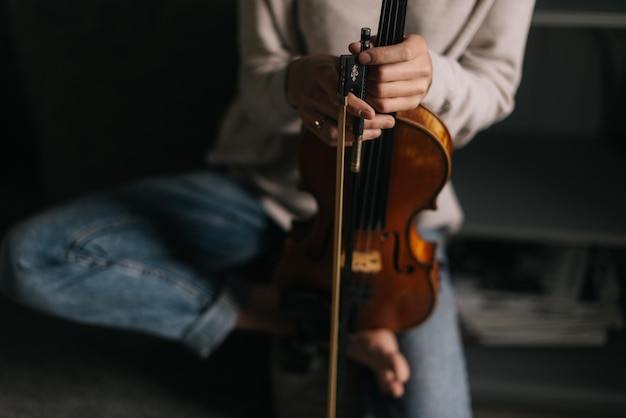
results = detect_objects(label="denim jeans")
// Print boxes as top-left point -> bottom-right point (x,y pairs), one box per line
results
0,169 -> 471,417
374,268 -> 472,417
0,170 -> 285,357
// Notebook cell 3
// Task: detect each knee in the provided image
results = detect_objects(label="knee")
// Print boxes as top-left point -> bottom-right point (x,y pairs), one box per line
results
0,217 -> 60,303
1,222 -> 26,300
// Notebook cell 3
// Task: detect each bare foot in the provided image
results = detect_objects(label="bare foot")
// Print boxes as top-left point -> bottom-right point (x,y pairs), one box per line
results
346,329 -> 410,398
238,285 -> 410,397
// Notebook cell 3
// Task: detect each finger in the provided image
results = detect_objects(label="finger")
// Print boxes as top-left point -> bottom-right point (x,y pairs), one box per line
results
367,62 -> 430,87
378,370 -> 405,398
362,115 -> 394,140
358,34 -> 426,66
345,114 -> 392,141
299,106 -> 341,147
344,93 -> 395,140
366,92 -> 424,115
308,113 -> 339,145
375,351 -> 410,397
345,92 -> 375,119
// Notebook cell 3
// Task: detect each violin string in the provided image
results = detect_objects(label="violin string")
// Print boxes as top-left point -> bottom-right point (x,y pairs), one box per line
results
364,0 -> 393,241
346,0 -> 405,307
363,0 -> 404,292
366,0 -> 399,247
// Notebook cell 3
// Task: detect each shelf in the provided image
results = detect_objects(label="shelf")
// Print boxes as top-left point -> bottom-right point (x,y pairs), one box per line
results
451,136 -> 626,246
534,0 -> 626,29
466,343 -> 626,417
533,11 -> 626,28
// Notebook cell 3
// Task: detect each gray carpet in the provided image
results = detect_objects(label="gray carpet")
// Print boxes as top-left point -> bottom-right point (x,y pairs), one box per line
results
0,293 -> 276,418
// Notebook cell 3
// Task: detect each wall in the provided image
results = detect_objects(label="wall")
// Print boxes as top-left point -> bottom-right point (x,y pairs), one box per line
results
1,0 -> 238,216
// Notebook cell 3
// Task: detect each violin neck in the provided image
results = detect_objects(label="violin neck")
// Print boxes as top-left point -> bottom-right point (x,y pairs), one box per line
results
377,0 -> 407,47
351,0 -> 408,230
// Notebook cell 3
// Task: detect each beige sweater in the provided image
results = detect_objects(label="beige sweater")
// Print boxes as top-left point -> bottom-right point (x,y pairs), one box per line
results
208,0 -> 536,231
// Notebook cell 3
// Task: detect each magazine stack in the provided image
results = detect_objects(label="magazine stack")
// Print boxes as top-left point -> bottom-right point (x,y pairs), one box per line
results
448,239 -> 623,346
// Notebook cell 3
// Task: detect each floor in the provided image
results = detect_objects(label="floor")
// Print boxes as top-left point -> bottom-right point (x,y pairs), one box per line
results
0,292 -> 276,418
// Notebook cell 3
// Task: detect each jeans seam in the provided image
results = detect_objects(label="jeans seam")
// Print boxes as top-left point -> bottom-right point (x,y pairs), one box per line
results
66,218 -> 148,263
65,219 -> 210,304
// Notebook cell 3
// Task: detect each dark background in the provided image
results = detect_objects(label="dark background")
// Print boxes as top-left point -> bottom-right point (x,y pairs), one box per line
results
1,1 -> 272,417
1,0 -> 626,417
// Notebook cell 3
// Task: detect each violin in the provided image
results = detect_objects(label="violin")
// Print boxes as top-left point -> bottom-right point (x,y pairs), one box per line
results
272,0 -> 452,415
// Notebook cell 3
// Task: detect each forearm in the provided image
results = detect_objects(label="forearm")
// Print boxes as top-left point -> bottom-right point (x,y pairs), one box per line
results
422,1 -> 536,147
236,0 -> 301,132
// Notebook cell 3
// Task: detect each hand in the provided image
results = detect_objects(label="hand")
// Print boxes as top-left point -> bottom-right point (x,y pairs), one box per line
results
349,33 -> 433,114
285,54 -> 394,146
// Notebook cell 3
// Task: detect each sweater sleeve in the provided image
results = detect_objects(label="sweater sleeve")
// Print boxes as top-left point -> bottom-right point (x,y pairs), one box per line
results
235,0 -> 302,134
422,1 -> 535,148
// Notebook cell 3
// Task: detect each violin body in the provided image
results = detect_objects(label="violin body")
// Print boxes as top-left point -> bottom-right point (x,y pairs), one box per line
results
273,104 -> 452,333
272,3 -> 453,416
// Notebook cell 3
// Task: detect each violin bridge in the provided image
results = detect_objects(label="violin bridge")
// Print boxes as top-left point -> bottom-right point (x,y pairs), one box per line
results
341,250 -> 382,273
